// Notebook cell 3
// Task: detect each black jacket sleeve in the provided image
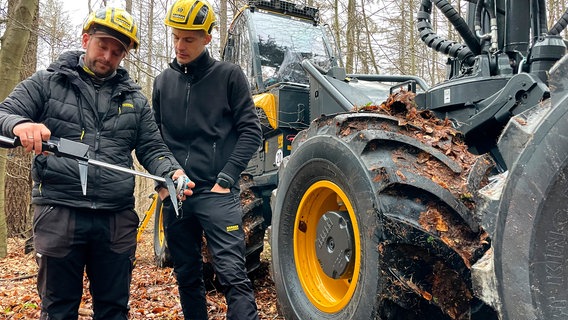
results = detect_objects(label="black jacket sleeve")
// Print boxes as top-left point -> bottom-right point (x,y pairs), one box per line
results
0,71 -> 48,136
220,65 -> 262,184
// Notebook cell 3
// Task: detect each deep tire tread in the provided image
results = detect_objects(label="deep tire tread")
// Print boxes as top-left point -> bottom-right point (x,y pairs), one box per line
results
273,112 -> 494,319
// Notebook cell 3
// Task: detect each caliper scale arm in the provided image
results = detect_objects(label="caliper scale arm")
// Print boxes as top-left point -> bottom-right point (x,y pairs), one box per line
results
0,135 -> 187,217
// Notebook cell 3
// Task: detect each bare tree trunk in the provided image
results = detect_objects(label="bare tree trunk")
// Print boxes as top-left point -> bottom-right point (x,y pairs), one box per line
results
333,0 -> 344,67
219,0 -> 227,50
345,0 -> 356,73
0,0 -> 38,258
408,0 -> 416,75
124,0 -> 133,72
360,0 -> 379,74
5,0 -> 38,239
399,0 -> 407,73
135,0 -> 154,213
145,0 -> 153,95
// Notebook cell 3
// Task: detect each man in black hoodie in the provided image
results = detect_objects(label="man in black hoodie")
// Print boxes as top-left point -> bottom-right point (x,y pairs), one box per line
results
152,0 -> 262,319
0,7 -> 193,320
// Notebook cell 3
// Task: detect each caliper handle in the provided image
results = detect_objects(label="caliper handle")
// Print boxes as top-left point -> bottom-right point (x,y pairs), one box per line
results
175,175 -> 192,198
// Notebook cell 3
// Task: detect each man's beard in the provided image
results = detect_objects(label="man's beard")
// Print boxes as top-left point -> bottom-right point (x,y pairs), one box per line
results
87,59 -> 114,79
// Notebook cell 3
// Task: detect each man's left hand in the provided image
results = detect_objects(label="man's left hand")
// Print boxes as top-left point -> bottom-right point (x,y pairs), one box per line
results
158,169 -> 195,201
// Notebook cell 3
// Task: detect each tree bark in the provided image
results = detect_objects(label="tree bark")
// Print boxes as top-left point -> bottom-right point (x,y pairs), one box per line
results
124,0 -> 133,73
5,0 -> 38,241
219,0 -> 227,50
333,0 -> 344,68
345,0 -> 356,73
0,0 -> 38,258
360,0 -> 379,74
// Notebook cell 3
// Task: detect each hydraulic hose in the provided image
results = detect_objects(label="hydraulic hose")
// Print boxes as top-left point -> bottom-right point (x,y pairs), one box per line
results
549,9 -> 568,35
531,0 -> 548,36
474,0 -> 498,52
538,0 -> 548,33
434,0 -> 481,54
475,0 -> 487,38
417,0 -> 479,66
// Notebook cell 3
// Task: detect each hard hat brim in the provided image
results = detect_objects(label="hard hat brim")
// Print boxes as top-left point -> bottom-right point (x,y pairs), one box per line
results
89,32 -> 129,52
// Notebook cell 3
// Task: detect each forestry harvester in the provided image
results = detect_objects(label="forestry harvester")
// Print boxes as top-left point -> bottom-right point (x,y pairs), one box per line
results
169,0 -> 568,318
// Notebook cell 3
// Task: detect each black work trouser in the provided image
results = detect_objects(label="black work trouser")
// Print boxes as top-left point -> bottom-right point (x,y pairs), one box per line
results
163,190 -> 259,320
33,205 -> 138,320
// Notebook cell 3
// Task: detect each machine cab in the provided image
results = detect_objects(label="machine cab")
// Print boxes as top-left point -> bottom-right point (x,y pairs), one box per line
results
222,0 -> 339,94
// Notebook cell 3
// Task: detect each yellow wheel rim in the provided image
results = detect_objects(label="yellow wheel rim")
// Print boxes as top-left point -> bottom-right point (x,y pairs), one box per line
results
294,180 -> 360,313
157,204 -> 166,247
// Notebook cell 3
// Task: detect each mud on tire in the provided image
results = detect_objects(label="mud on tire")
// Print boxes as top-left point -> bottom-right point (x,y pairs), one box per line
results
271,111 -> 495,319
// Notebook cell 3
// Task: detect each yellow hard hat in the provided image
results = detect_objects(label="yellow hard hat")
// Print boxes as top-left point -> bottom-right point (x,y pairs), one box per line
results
164,0 -> 217,35
83,7 -> 140,51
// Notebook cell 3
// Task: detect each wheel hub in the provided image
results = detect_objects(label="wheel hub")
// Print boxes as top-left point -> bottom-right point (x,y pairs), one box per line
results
315,210 -> 354,279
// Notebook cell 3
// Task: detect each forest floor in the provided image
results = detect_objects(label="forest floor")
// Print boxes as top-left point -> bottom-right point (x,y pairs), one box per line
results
0,226 -> 284,319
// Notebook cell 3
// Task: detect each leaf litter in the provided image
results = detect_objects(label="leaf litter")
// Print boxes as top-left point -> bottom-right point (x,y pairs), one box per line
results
0,230 -> 282,319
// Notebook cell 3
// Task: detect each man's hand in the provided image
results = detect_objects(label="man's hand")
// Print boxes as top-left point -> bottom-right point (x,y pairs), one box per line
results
211,183 -> 230,193
13,123 -> 51,154
158,169 -> 195,201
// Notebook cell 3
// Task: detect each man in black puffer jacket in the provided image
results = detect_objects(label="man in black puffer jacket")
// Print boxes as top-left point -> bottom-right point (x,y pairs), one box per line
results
0,7 -> 193,320
152,0 -> 262,319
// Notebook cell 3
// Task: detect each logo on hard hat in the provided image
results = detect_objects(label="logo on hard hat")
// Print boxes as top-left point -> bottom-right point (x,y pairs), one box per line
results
113,15 -> 134,32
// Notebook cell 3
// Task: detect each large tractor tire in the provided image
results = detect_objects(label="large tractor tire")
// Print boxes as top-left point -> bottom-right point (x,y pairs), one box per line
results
152,196 -> 173,268
495,57 -> 568,320
240,174 -> 268,274
271,106 -> 495,319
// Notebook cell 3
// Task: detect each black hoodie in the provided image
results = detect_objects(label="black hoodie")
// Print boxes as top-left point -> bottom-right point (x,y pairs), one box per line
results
152,50 -> 261,193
